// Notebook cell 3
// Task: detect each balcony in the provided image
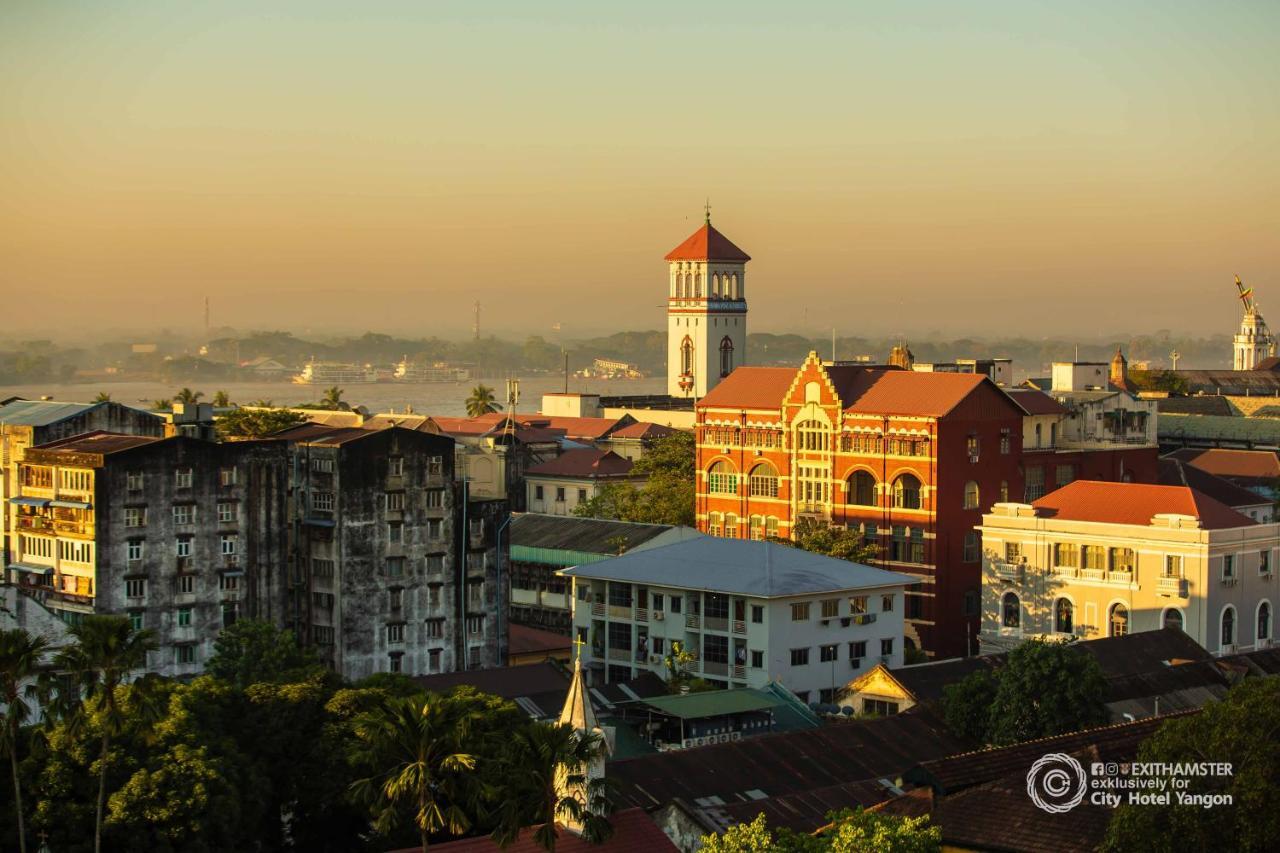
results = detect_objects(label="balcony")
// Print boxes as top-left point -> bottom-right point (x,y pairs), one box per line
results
540,591 -> 569,610
992,562 -> 1023,581
607,647 -> 631,662
635,607 -> 648,623
1157,576 -> 1187,597
1106,570 -> 1134,585
1079,568 -> 1106,582
732,620 -> 747,635
1052,566 -> 1078,579
685,614 -> 701,629
590,601 -> 605,617
732,664 -> 746,680
608,605 -> 632,620
702,660 -> 728,677
704,616 -> 729,632
511,588 -> 538,606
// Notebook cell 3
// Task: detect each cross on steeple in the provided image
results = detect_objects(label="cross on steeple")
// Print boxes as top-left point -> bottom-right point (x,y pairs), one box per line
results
704,198 -> 712,224
572,633 -> 587,666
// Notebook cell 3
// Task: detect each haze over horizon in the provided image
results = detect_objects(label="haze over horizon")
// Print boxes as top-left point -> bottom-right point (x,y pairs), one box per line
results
3,1 -> 1277,339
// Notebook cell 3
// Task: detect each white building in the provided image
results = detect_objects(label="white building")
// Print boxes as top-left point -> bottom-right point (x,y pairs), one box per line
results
525,449 -> 640,516
665,211 -> 750,399
1234,299 -> 1276,371
560,536 -> 912,705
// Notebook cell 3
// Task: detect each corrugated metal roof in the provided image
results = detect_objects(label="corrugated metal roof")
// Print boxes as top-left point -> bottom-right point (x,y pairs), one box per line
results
509,514 -> 682,559
0,400 -> 97,427
560,537 -> 914,597
639,688 -> 782,719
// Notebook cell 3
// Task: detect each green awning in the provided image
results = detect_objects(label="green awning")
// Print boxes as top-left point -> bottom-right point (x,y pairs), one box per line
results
50,499 -> 91,509
8,497 -> 49,507
639,689 -> 782,720
510,545 -> 613,568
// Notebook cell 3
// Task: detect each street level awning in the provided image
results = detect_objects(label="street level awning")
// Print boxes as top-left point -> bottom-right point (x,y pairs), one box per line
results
50,499 -> 91,509
8,497 -> 49,507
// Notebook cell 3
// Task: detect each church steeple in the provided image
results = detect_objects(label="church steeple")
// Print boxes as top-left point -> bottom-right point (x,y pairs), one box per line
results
555,649 -> 609,836
559,653 -> 598,731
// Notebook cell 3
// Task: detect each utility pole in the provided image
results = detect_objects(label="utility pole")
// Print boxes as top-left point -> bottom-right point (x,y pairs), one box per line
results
473,301 -> 481,341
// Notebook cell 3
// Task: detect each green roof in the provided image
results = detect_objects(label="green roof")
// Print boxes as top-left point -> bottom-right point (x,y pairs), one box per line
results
639,688 -> 782,719
1159,413 -> 1280,445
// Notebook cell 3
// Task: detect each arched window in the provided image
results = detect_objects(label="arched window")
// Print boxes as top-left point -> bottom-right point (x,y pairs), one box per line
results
719,336 -> 734,377
847,471 -> 877,506
893,474 -> 922,509
706,461 -> 738,495
677,272 -> 686,298
693,272 -> 702,297
1002,592 -> 1020,629
1222,606 -> 1236,648
680,336 -> 693,375
731,273 -> 739,298
796,420 -> 828,452
1163,608 -> 1183,632
749,514 -> 765,540
1258,601 -> 1271,643
748,463 -> 779,498
712,273 -> 721,297
963,480 -> 980,510
1055,598 -> 1074,634
725,513 -> 739,538
1109,603 -> 1129,637
708,512 -> 723,537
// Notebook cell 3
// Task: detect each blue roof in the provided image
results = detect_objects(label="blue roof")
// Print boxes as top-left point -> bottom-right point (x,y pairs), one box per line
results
0,400 -> 98,427
560,536 -> 914,597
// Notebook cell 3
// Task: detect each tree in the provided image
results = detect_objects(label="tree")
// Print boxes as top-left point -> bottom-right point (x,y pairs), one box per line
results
464,385 -> 502,417
940,638 -> 1107,746
91,392 -> 111,403
699,809 -> 940,852
204,621 -> 322,689
349,694 -> 483,850
0,629 -> 49,853
1102,678 -> 1280,853
771,517 -> 880,564
662,641 -> 696,690
491,722 -> 611,851
318,386 -> 350,411
152,399 -> 172,411
212,390 -> 232,407
52,615 -> 158,853
174,388 -> 204,405
215,407 -> 307,440
574,432 -> 695,526
1128,369 -> 1190,395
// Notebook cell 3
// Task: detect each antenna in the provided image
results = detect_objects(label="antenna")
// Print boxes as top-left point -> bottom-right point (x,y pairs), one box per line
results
1169,349 -> 1180,370
473,300 -> 481,341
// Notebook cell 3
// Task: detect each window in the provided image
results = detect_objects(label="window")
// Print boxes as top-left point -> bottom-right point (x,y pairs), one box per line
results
217,502 -> 235,523
220,534 -> 237,556
535,485 -> 544,500
1110,548 -> 1136,573
222,601 -> 238,628
1221,607 -> 1236,648
124,507 -> 146,527
389,587 -> 403,611
220,574 -> 239,592
388,522 -> 402,543
680,336 -> 693,374
670,596 -> 682,614
172,505 -> 194,525
127,540 -> 144,562
766,516 -> 779,538
577,488 -> 587,503
176,538 -> 192,558
748,464 -> 779,498
176,645 -> 196,665
1163,608 -> 1183,631
312,457 -> 334,473
313,559 -> 335,578
791,602 -> 810,621
880,638 -> 894,656
425,489 -> 445,509
425,554 -> 444,574
821,599 -> 840,619
388,456 -> 404,476
427,455 -> 444,475
707,461 -> 738,495
1000,430 -> 1011,454
1054,543 -> 1079,568
467,615 -> 484,636
177,575 -> 195,594
555,487 -> 566,502
749,515 -> 765,540
387,624 -> 405,644
963,481 -> 980,510
962,532 -> 979,563
849,640 -> 867,661
789,648 -> 810,666
312,492 -> 335,512
426,620 -> 444,639
386,492 -> 406,511
174,468 -> 193,489
1263,551 -> 1272,576
129,611 -> 143,631
1024,466 -> 1045,501
1001,592 -> 1020,629
850,595 -> 868,614
892,474 -> 921,509
796,420 -> 829,452
177,606 -> 192,626
426,519 -> 443,540
387,557 -> 406,577
389,654 -> 402,674
719,336 -> 735,377
751,650 -> 764,668
863,699 -> 899,716
126,471 -> 144,491
1164,555 -> 1183,578
847,471 -> 876,506
1258,602 -> 1272,643
1055,598 -> 1074,634
219,467 -> 237,487
999,480 -> 1009,502
819,644 -> 838,662
1055,464 -> 1075,487
428,648 -> 442,670
1223,555 -> 1236,581
314,626 -> 335,645
126,579 -> 146,599
1109,603 -> 1129,637
608,582 -> 634,608
882,594 -> 895,612
966,435 -> 980,460
1082,546 -> 1105,571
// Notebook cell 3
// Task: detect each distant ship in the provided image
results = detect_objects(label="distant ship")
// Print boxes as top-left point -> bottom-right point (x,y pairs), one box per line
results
292,361 -> 378,384
393,359 -> 470,383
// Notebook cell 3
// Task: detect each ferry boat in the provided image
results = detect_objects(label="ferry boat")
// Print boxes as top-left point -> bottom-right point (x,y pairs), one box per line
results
393,359 -> 470,382
292,361 -> 378,384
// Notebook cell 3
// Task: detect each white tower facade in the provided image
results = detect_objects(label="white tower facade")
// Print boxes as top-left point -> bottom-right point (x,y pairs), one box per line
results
665,212 -> 750,397
1233,276 -> 1276,371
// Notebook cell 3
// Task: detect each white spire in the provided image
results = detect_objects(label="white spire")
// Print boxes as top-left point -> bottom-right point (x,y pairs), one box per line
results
559,653 -> 598,731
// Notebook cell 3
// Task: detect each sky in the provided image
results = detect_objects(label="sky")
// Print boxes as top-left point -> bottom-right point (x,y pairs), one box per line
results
2,1 -> 1278,342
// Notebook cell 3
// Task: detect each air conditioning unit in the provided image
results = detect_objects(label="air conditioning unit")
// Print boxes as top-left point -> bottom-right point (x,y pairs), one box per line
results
840,617 -> 851,627
682,738 -> 696,749
730,731 -> 743,741
653,611 -> 665,621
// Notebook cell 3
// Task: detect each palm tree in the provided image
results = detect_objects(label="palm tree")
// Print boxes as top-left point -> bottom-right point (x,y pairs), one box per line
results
248,398 -> 274,407
212,390 -> 231,407
91,392 -> 111,403
464,385 -> 503,418
174,388 -> 204,405
492,722 -> 611,851
320,386 -> 350,411
53,615 -> 157,853
0,629 -> 50,853
350,694 -> 482,850
152,399 -> 172,411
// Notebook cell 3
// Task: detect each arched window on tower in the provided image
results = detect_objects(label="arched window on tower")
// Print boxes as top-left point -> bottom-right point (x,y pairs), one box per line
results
694,271 -> 702,297
712,273 -> 721,297
731,273 -> 739,298
719,336 -> 734,377
680,336 -> 694,375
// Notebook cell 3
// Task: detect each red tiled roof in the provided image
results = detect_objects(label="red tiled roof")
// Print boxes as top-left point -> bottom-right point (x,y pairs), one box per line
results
417,808 -> 676,852
536,416 -> 627,441
838,370 -> 989,417
1032,481 -> 1257,529
1165,448 -> 1280,481
525,449 -> 635,479
664,222 -> 751,262
508,624 -> 573,657
1158,459 -> 1272,510
609,421 -> 679,440
1004,388 -> 1070,416
696,367 -> 798,410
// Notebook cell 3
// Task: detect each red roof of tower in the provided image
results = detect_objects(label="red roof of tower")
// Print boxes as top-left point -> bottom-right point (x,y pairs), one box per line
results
664,222 -> 751,262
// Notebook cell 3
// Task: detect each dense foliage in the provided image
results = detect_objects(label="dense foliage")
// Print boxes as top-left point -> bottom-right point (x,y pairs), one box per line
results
0,619 -> 610,852
769,517 -> 880,564
699,809 -> 941,852
573,432 -> 695,527
941,638 -> 1107,746
215,407 -> 308,439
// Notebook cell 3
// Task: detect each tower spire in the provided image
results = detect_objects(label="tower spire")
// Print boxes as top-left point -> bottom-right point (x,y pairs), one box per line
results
704,198 -> 711,224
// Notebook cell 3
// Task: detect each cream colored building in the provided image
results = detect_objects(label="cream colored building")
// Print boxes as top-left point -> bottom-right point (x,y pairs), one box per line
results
979,481 -> 1278,656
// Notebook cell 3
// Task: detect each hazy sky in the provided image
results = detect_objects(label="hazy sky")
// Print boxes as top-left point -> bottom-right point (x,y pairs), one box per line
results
3,1 -> 1277,341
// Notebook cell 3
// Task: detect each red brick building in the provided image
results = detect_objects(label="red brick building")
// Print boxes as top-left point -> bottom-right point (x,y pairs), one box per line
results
694,353 -> 1158,658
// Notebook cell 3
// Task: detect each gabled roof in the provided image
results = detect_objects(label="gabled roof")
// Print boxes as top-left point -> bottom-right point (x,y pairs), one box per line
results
525,449 -> 635,479
1158,458 -> 1272,510
509,514 -> 685,559
508,624 -> 572,658
1155,395 -> 1234,416
1165,447 -> 1280,480
664,222 -> 751,262
419,807 -> 676,852
608,421 -> 679,440
1031,480 -> 1257,529
560,537 -> 915,598
696,367 -> 800,410
1004,387 -> 1070,416
31,431 -> 162,456
0,399 -> 98,427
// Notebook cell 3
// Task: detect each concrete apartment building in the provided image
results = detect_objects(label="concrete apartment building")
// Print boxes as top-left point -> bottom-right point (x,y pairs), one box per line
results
978,481 -> 1278,656
561,536 -> 912,704
7,432 -> 289,677
277,424 -> 506,679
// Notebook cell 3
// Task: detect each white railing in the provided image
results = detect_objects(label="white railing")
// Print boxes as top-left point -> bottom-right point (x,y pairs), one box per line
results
1157,576 -> 1187,597
992,561 -> 1023,581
